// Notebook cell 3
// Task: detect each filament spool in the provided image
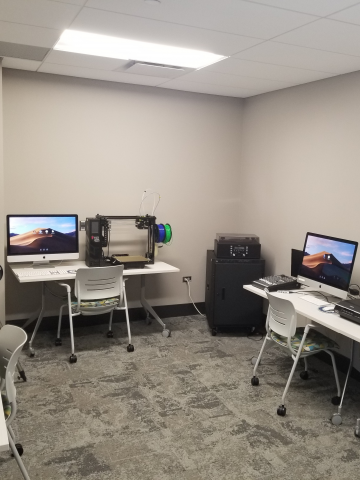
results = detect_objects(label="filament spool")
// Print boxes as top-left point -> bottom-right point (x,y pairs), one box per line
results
155,224 -> 166,243
164,224 -> 172,244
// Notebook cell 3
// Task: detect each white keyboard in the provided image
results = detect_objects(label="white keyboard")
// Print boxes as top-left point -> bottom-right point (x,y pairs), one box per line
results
299,295 -> 329,306
16,269 -> 78,278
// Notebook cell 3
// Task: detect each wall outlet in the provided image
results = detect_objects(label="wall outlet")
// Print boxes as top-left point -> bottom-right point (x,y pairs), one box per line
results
183,276 -> 192,282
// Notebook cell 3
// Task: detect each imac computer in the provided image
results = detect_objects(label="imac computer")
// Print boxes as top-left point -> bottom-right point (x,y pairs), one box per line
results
6,214 -> 79,266
297,232 -> 358,300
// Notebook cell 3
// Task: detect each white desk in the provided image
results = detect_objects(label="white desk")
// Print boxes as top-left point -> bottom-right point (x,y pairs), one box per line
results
244,284 -> 360,426
0,410 -> 8,452
10,260 -> 180,355
244,285 -> 360,342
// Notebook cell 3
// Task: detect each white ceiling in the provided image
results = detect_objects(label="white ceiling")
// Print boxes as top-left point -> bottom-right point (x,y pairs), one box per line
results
2,0 -> 360,97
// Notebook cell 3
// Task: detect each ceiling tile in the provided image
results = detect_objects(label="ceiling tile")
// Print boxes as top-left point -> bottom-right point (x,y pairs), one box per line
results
159,78 -> 257,98
178,69 -> 294,93
38,62 -> 166,86
0,41 -> 49,60
0,20 -> 61,48
235,41 -> 360,74
44,50 -> 128,70
48,0 -> 87,5
2,57 -> 41,71
0,0 -> 82,30
274,18 -> 360,57
206,57 -> 336,83
246,0 -> 360,17
85,0 -> 317,39
71,8 -> 263,56
329,3 -> 360,24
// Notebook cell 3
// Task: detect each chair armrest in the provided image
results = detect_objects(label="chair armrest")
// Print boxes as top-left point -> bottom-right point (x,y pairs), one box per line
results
58,282 -> 72,294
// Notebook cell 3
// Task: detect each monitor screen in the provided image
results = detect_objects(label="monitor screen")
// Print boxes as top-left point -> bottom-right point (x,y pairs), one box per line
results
7,214 -> 79,264
297,232 -> 358,298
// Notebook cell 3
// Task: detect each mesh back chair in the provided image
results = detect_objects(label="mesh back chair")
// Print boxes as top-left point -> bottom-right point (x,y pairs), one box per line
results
57,265 -> 133,363
0,325 -> 30,480
251,290 -> 341,417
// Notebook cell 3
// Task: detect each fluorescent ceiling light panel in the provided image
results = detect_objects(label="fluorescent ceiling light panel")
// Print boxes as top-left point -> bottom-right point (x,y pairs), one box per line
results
54,30 -> 226,69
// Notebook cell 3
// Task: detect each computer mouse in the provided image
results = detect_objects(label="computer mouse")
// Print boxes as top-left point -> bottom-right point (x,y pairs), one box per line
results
321,305 -> 334,312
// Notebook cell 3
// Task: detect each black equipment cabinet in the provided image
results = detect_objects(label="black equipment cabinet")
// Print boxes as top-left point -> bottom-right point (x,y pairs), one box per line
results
205,250 -> 265,335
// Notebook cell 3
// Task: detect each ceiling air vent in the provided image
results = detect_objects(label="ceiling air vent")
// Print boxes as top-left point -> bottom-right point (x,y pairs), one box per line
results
122,61 -> 186,78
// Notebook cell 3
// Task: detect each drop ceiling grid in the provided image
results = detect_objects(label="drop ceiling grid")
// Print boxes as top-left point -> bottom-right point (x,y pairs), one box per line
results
1,0 -> 360,97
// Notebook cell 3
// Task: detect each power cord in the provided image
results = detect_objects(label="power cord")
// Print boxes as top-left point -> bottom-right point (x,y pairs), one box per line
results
184,278 -> 205,317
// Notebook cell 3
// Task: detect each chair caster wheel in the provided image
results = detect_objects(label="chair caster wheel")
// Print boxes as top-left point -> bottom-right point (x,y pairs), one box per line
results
55,338 -> 62,346
14,444 -> 24,457
331,396 -> 341,406
331,413 -> 342,426
251,376 -> 259,386
162,329 -> 171,338
277,405 -> 286,416
145,317 -> 152,325
69,354 -> 77,364
355,427 -> 360,438
127,344 -> 134,352
300,371 -> 309,380
29,350 -> 35,358
107,331 -> 114,338
211,328 -> 217,336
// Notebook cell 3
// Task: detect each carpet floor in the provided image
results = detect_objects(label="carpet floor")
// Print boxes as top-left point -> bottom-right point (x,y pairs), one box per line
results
1,315 -> 360,480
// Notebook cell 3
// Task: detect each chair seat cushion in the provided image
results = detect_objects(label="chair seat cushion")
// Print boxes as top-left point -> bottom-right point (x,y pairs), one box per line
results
1,393 -> 11,419
270,328 -> 339,352
71,297 -> 119,311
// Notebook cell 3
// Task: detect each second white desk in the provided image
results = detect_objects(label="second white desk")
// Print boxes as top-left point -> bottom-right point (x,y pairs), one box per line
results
244,284 -> 360,426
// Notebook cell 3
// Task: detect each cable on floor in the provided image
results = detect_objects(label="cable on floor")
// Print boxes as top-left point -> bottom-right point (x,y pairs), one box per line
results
184,278 -> 205,317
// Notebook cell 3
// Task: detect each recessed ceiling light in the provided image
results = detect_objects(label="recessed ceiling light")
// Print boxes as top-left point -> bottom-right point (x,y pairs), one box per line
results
54,30 -> 227,69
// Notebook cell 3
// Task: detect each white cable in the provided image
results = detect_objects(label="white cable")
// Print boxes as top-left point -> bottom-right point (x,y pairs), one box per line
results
185,279 -> 205,317
139,190 -> 161,216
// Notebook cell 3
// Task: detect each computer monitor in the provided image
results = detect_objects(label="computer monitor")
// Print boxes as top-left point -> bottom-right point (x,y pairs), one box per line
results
297,232 -> 358,299
6,214 -> 79,265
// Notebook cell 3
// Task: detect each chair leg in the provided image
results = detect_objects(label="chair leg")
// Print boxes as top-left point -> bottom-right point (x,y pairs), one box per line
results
8,424 -> 15,441
251,335 -> 271,385
123,284 -> 134,352
107,311 -> 114,338
7,431 -> 30,480
66,292 -> 77,364
278,325 -> 312,416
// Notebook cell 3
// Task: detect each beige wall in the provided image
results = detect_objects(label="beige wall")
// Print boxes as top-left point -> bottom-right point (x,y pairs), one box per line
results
3,69 -> 243,319
241,71 -> 360,364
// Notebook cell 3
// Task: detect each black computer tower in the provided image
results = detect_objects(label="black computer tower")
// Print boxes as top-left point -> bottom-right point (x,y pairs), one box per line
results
205,250 -> 265,334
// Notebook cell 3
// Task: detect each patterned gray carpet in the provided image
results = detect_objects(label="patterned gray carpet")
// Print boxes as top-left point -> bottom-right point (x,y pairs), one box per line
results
1,316 -> 360,480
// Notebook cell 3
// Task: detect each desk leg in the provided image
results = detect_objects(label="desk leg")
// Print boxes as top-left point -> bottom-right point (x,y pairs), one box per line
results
140,275 -> 170,337
331,340 -> 354,426
28,283 -> 46,357
21,309 -> 41,330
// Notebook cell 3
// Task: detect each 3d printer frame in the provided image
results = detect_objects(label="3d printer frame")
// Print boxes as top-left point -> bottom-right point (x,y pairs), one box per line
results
96,214 -> 156,264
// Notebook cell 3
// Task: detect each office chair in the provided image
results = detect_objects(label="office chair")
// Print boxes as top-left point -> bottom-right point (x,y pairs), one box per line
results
251,291 -> 341,417
0,325 -> 30,480
57,265 -> 133,363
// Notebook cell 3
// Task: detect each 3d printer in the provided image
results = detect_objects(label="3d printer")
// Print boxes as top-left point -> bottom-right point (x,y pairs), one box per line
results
85,214 -> 156,269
